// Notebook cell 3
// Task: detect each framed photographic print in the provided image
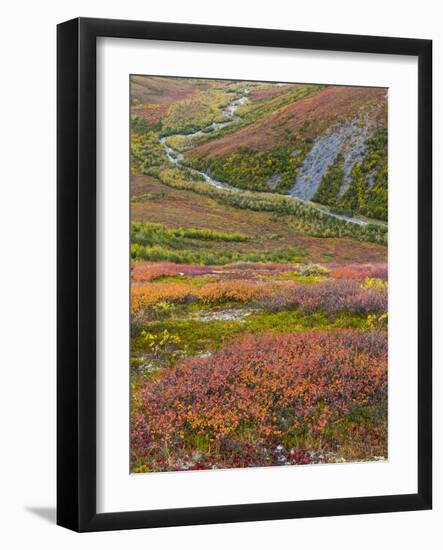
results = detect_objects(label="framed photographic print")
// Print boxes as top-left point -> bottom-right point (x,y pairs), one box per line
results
57,17 -> 432,532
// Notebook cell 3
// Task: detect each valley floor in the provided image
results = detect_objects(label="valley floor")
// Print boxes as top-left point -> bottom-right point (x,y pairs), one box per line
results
132,175 -> 387,265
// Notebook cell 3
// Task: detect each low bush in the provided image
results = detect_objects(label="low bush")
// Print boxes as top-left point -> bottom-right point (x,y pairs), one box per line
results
131,222 -> 251,245
131,279 -> 269,315
131,242 -> 305,265
361,277 -> 388,292
298,263 -> 330,277
329,263 -> 387,281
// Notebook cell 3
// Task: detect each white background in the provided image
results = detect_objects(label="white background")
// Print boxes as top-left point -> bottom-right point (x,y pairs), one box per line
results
97,39 -> 418,513
0,0 -> 441,548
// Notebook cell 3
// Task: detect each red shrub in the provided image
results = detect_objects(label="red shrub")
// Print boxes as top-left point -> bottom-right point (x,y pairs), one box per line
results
132,262 -> 212,282
329,263 -> 387,281
131,330 -> 387,471
131,261 -> 300,282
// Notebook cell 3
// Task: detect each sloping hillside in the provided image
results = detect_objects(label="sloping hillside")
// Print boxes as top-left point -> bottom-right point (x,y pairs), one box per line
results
130,76 -> 212,128
130,76 -> 388,222
187,86 -> 386,156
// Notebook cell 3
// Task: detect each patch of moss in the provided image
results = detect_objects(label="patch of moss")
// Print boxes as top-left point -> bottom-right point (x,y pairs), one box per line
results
131,309 -> 370,358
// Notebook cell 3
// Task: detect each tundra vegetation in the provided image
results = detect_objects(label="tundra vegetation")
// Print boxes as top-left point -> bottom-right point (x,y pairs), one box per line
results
130,76 -> 388,472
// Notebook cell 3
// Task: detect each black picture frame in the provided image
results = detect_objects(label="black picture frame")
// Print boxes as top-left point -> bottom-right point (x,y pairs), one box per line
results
57,17 -> 432,532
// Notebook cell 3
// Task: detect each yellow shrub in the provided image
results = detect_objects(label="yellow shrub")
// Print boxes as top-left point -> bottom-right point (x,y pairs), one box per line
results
362,277 -> 387,292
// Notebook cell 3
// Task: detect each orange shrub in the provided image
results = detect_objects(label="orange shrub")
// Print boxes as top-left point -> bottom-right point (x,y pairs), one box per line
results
196,280 -> 262,305
131,279 -> 277,314
131,282 -> 194,314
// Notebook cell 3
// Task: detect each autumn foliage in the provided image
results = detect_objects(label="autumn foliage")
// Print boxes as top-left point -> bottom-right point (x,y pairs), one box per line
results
129,75 -> 389,474
329,262 -> 387,281
131,279 -> 267,314
131,267 -> 387,317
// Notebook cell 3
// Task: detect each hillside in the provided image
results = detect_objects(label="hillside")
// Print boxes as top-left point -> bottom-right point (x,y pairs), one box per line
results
130,76 -> 214,128
188,86 -> 386,156
131,76 -> 388,227
184,85 -> 387,219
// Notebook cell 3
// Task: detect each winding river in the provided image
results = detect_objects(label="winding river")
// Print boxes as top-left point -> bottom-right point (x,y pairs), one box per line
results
159,90 -> 370,227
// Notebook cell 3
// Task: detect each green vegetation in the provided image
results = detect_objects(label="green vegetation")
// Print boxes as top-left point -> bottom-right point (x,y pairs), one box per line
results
153,167 -> 387,244
132,222 -> 252,245
189,143 -> 312,193
132,157 -> 387,244
131,243 -> 306,264
131,309 -> 369,359
131,115 -> 154,134
297,263 -> 331,277
130,131 -> 167,175
311,130 -> 388,221
362,276 -> 388,292
131,241 -> 305,265
313,154 -> 345,207
131,222 -> 306,266
161,88 -> 232,135
337,129 -> 388,220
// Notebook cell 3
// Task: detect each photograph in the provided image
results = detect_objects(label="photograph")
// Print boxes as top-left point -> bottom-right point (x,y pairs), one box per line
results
129,76 -> 389,474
